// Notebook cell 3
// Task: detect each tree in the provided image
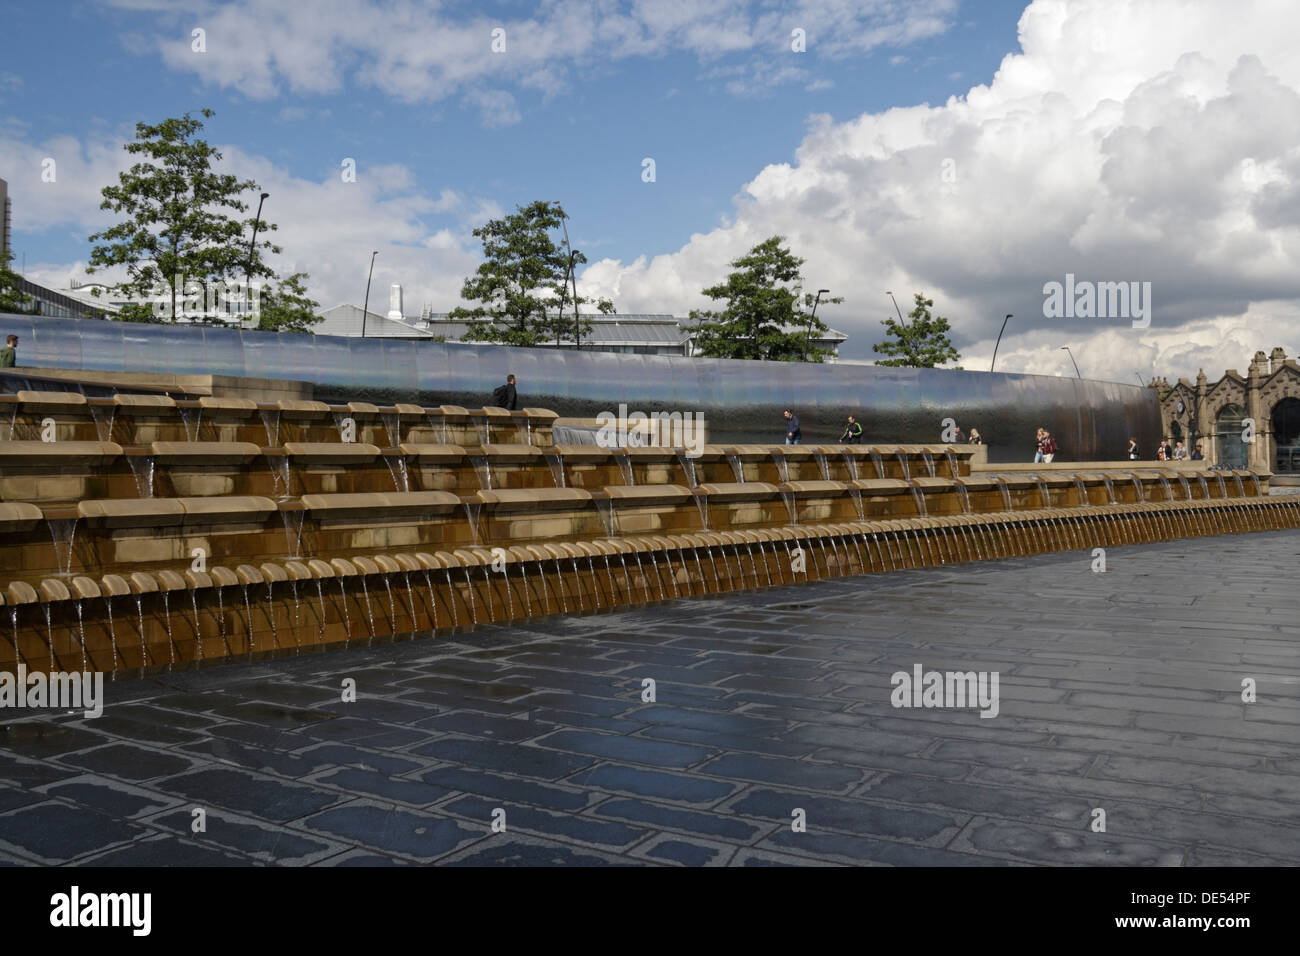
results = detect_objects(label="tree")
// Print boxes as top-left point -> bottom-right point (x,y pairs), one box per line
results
253,272 -> 321,334
872,293 -> 961,367
0,251 -> 37,314
686,236 -> 836,361
87,109 -> 281,324
453,201 -> 573,347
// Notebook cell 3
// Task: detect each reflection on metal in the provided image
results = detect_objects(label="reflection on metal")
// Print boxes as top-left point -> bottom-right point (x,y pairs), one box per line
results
1,314 -> 1161,460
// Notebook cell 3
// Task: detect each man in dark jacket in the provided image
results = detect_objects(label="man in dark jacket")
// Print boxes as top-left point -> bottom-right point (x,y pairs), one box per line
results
0,334 -> 17,368
492,374 -> 518,410
840,415 -> 862,444
783,409 -> 801,445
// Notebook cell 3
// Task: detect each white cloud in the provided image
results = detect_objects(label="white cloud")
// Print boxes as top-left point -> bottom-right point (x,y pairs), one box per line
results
577,0 -> 1300,382
109,0 -> 957,117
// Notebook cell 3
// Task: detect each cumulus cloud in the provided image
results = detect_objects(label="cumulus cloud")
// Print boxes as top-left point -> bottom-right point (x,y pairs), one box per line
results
0,124 -> 490,317
578,0 -> 1300,382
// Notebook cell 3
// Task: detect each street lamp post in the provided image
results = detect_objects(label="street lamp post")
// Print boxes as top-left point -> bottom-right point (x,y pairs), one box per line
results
245,192 -> 269,325
990,314 -> 1013,372
361,250 -> 378,338
555,203 -> 581,349
1060,346 -> 1082,379
886,291 -> 906,324
803,289 -> 830,361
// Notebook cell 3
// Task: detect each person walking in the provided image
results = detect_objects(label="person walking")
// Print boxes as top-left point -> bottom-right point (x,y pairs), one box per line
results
1190,442 -> 1204,461
839,415 -> 862,444
968,428 -> 982,445
1033,427 -> 1046,463
0,334 -> 17,368
1040,430 -> 1057,463
1126,437 -> 1140,460
492,374 -> 519,410
1173,440 -> 1187,460
1156,439 -> 1169,461
783,409 -> 801,445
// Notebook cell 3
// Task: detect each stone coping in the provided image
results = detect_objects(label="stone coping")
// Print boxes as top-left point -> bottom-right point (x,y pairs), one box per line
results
15,390 -> 87,411
282,442 -> 382,463
299,491 -> 461,518
473,488 -> 593,512
150,441 -> 261,463
0,440 -> 123,463
695,481 -> 781,502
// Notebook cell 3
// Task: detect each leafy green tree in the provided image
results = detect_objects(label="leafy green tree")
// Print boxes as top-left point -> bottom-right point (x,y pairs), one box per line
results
872,293 -> 961,367
686,236 -> 837,361
0,251 -> 37,314
87,109 -> 281,324
253,272 -> 321,334
453,201 -> 572,346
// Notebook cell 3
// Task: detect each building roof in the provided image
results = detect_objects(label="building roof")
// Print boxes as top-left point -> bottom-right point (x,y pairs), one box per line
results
316,304 -> 846,347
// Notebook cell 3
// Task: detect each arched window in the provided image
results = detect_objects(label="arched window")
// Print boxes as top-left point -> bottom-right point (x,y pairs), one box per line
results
1272,397 -> 1300,473
1215,403 -> 1248,468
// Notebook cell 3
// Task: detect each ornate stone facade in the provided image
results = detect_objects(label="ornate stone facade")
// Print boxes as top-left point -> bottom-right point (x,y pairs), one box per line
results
1156,347 -> 1300,472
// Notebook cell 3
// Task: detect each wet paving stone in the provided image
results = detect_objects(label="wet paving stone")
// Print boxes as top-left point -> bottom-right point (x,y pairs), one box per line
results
0,530 -> 1295,865
297,803 -> 482,862
62,743 -> 196,781
154,767 -> 344,823
441,795 -> 651,850
0,802 -> 146,863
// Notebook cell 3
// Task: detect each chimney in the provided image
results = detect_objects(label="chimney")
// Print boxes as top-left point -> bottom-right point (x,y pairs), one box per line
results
387,283 -> 403,320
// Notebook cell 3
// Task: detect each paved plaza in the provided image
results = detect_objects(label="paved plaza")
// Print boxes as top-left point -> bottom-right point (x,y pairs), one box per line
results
1,529 -> 1297,867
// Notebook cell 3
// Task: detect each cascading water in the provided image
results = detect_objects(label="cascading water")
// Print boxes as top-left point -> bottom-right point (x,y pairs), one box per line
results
383,454 -> 410,492
544,453 -> 567,488
47,518 -> 79,575
726,453 -> 745,483
381,412 -> 402,447
920,451 -> 936,478
870,451 -> 886,479
469,456 -> 492,490
771,453 -> 790,483
813,451 -> 830,480
895,452 -> 911,480
463,502 -> 484,545
842,452 -> 860,480
615,452 -> 635,485
676,453 -> 697,489
126,455 -> 155,498
944,450 -> 959,479
258,408 -> 281,446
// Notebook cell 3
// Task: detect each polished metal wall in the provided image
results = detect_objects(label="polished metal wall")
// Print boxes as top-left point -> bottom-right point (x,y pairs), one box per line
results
0,314 -> 1161,461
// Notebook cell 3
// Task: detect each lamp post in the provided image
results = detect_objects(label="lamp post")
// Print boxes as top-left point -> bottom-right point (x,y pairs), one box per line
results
554,204 -> 581,350
1060,346 -> 1082,379
245,191 -> 269,325
990,314 -> 1013,372
886,291 -> 906,324
803,288 -> 830,361
361,250 -> 378,338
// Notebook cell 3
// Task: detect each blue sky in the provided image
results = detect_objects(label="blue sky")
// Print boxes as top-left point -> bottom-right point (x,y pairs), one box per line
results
4,0 -> 1022,274
2,0 -> 1298,379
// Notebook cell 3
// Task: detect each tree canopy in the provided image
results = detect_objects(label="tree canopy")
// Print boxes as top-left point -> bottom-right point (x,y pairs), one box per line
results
452,200 -> 612,347
0,252 -> 36,315
871,293 -> 961,367
87,109 -> 284,325
686,236 -> 838,362
253,272 -> 322,334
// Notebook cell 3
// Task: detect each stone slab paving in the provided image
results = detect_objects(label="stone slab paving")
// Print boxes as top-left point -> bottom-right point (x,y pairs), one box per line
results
1,529 -> 1297,866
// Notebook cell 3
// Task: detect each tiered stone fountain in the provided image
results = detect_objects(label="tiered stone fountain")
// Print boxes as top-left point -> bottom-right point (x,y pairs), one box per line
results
2,388 -> 1295,675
